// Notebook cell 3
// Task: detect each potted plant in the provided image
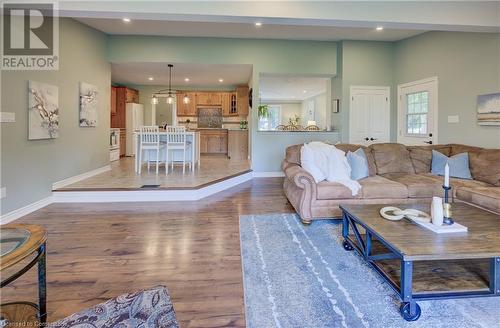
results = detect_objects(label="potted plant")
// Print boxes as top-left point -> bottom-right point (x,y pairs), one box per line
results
258,104 -> 269,118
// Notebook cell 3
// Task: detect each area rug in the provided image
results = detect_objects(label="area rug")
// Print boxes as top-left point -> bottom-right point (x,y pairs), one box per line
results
240,214 -> 500,328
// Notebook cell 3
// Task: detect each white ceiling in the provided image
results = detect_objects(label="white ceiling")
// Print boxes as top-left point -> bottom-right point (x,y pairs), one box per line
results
111,62 -> 252,87
260,76 -> 329,101
76,18 -> 426,42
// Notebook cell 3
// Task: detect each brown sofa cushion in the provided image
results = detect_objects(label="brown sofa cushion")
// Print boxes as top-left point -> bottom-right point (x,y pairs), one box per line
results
335,144 -> 376,176
317,181 -> 361,200
421,173 -> 492,198
382,173 -> 440,198
449,144 -> 483,156
370,143 -> 416,175
469,149 -> 500,186
285,144 -> 302,166
407,145 -> 451,174
455,187 -> 500,213
358,176 -> 409,199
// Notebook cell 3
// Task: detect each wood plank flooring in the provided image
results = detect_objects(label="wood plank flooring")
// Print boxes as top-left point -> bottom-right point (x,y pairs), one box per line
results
57,155 -> 251,191
1,178 -> 294,327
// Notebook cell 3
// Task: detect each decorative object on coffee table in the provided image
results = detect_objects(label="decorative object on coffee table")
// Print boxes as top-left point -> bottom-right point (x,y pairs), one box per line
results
341,203 -> 500,321
442,163 -> 454,225
0,224 -> 47,325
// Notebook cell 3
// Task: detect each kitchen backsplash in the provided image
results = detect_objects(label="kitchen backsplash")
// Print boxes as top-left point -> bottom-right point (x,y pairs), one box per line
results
198,107 -> 223,128
177,114 -> 247,129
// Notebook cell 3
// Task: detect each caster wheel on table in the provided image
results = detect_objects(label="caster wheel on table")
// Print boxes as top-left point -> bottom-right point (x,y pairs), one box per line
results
342,240 -> 354,251
400,302 -> 421,321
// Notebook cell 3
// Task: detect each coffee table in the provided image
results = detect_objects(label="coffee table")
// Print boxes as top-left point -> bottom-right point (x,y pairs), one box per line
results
340,203 -> 500,321
0,224 -> 47,326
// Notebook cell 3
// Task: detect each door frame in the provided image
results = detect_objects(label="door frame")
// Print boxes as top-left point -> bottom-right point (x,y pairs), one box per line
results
349,85 -> 391,144
397,76 -> 438,145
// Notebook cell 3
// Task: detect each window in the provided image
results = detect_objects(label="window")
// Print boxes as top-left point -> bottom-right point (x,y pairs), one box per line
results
258,105 -> 281,130
406,91 -> 428,135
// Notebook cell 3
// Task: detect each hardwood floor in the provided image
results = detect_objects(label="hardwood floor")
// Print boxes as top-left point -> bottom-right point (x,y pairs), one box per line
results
1,178 -> 294,327
57,155 -> 251,191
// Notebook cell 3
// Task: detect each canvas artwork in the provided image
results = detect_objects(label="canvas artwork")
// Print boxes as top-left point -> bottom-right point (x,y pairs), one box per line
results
79,82 -> 98,127
28,81 -> 59,140
477,93 -> 500,125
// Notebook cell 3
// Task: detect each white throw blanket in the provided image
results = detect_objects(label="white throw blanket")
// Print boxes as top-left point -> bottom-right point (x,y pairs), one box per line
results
301,141 -> 361,196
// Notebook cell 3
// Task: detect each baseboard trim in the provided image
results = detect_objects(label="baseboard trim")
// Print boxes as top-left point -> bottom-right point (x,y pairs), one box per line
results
253,171 -> 285,178
0,196 -> 53,225
52,172 -> 253,202
52,165 -> 111,190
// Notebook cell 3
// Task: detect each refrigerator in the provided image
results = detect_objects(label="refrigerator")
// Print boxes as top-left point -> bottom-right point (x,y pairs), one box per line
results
125,103 -> 144,156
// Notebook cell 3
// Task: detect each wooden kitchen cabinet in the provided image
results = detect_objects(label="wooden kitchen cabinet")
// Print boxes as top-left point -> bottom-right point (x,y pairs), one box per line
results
111,87 -> 139,128
126,88 -> 139,103
222,92 -> 238,116
119,128 -> 126,157
176,92 -> 196,116
110,86 -> 117,116
199,129 -> 228,154
196,92 -> 222,106
236,86 -> 249,116
228,130 -> 248,160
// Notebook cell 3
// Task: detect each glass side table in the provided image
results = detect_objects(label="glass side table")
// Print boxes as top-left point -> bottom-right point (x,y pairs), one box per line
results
0,224 -> 47,327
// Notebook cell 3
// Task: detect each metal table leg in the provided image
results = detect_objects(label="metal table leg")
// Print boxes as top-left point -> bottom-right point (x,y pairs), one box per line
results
400,260 -> 421,321
491,257 -> 500,295
38,243 -> 47,324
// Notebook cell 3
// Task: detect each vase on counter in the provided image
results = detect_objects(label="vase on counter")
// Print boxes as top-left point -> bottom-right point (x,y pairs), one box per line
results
240,120 -> 248,130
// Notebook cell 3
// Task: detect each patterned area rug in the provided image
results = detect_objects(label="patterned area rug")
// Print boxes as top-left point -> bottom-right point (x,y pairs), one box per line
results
240,214 -> 500,328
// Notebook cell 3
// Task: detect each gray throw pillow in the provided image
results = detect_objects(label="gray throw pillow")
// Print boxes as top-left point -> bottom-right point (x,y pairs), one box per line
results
431,150 -> 472,180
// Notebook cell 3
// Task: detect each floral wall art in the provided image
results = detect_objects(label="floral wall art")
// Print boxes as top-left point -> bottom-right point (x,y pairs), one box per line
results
28,81 -> 59,140
79,82 -> 98,127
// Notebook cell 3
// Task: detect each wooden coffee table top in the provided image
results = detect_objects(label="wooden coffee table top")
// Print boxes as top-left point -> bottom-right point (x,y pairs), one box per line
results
340,203 -> 500,261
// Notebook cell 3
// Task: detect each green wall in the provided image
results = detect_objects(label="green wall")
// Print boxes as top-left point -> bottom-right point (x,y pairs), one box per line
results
334,41 -> 396,142
395,32 -> 500,148
107,36 -> 339,171
1,18 -> 111,215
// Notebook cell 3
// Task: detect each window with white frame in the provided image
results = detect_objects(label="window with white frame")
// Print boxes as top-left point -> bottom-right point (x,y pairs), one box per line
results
406,91 -> 429,135
258,105 -> 282,130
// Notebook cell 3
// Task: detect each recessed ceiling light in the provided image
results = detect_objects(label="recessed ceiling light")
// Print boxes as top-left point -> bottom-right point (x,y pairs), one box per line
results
148,77 -> 154,81
184,78 -> 190,82
302,90 -> 307,93
376,26 -> 384,31
255,22 -> 262,27
218,78 -> 224,83
122,18 -> 131,23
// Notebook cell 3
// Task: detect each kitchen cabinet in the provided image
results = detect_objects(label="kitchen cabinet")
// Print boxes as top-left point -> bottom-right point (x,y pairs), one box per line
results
111,87 -> 139,128
176,92 -> 196,116
236,86 -> 249,116
119,128 -> 126,157
222,92 -> 238,116
228,130 -> 248,160
126,88 -> 139,103
196,92 -> 222,106
110,86 -> 117,116
199,129 -> 228,154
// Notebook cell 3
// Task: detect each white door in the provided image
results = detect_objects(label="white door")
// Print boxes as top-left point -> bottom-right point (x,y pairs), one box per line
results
349,86 -> 390,145
397,77 -> 438,145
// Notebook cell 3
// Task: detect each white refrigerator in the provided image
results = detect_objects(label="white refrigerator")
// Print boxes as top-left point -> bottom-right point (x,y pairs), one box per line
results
125,103 -> 144,156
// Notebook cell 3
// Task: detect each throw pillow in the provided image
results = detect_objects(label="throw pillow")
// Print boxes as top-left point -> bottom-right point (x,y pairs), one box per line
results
431,150 -> 472,180
300,144 -> 326,183
346,148 -> 369,180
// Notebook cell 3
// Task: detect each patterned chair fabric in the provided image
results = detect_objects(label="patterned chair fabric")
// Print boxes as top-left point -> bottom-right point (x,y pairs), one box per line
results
51,286 -> 179,328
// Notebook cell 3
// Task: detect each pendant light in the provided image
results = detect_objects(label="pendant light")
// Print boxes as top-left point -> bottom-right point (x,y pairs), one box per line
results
183,94 -> 190,104
151,95 -> 158,105
166,64 -> 174,104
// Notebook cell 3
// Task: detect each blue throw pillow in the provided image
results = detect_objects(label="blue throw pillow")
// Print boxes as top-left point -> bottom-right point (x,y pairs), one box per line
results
347,148 -> 369,180
431,150 -> 472,180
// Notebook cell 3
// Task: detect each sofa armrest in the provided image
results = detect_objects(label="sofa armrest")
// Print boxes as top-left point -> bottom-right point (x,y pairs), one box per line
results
284,164 -> 316,189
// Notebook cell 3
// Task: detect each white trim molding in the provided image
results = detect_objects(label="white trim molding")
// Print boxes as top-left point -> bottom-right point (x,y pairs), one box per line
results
52,165 -> 111,190
52,171 -> 254,202
0,196 -> 53,225
253,171 -> 285,178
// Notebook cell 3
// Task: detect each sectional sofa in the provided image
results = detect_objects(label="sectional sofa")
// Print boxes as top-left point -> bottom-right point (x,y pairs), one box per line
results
282,143 -> 500,224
